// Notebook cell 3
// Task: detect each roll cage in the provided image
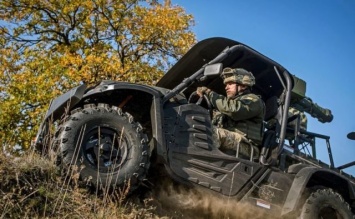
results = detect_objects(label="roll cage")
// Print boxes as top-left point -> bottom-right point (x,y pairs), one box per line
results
157,37 -> 354,173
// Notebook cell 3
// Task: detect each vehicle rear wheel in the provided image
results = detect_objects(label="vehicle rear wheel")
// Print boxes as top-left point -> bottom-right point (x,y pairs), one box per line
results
300,188 -> 353,219
54,103 -> 150,193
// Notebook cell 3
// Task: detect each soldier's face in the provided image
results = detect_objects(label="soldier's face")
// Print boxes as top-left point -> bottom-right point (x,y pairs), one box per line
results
225,82 -> 237,97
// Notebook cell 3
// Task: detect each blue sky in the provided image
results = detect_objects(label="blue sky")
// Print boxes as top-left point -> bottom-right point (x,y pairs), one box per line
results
172,0 -> 355,175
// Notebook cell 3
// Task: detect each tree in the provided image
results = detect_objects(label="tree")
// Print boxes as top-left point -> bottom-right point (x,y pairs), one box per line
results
0,0 -> 196,151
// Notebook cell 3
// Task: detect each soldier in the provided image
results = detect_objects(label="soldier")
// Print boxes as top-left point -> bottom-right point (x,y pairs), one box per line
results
286,107 -> 308,147
288,107 -> 308,131
196,67 -> 265,158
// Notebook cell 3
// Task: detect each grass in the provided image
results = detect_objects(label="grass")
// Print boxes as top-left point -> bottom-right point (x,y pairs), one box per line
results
0,150 -> 158,219
0,148 -> 280,219
0,103 -> 161,218
0,108 -> 275,219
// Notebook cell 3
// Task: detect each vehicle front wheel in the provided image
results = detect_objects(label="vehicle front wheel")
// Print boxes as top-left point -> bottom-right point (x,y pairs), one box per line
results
299,188 -> 353,219
54,103 -> 150,193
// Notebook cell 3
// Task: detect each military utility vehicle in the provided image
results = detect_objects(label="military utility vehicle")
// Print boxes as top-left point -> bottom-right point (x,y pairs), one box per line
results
34,37 -> 355,218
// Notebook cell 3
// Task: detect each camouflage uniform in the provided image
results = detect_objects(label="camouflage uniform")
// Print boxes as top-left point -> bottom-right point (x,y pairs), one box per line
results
204,68 -> 265,158
288,107 -> 307,131
208,91 -> 264,157
266,107 -> 308,132
286,107 -> 308,146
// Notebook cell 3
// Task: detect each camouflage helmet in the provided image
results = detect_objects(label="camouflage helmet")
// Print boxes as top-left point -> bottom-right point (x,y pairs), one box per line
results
220,67 -> 255,86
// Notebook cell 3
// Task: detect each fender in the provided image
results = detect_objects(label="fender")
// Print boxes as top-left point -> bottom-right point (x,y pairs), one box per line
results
81,81 -> 170,163
281,165 -> 355,216
43,81 -> 167,123
34,84 -> 86,147
45,84 -> 87,121
34,80 -> 170,161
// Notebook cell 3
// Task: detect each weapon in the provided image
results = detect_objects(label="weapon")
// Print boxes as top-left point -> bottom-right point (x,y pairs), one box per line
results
290,75 -> 333,123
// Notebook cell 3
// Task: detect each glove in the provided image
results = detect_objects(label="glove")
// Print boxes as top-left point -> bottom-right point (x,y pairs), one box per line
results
196,86 -> 211,97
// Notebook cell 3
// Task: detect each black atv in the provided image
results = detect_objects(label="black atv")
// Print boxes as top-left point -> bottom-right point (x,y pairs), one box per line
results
34,37 -> 355,218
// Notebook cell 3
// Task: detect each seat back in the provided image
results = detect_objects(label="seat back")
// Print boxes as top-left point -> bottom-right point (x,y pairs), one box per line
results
264,96 -> 279,121
259,96 -> 280,164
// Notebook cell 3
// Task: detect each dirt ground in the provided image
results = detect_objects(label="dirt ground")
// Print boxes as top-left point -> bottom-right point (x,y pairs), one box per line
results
133,179 -> 275,219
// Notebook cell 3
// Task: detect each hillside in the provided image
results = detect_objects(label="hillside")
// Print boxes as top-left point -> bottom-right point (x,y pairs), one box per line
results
0,151 -> 272,219
0,151 -> 157,218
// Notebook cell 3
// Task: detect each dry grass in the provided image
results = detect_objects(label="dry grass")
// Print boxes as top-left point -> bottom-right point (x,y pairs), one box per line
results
0,148 -> 276,219
0,151 -> 158,219
5,103 -> 275,218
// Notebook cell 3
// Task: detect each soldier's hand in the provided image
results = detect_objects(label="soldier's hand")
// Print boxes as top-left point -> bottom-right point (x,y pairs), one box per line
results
196,86 -> 211,97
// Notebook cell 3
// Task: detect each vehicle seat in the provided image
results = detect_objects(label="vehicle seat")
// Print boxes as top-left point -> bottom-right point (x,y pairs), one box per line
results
264,96 -> 279,122
260,96 -> 280,163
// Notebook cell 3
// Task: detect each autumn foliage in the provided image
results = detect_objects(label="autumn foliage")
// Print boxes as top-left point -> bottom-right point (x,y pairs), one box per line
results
0,0 -> 196,150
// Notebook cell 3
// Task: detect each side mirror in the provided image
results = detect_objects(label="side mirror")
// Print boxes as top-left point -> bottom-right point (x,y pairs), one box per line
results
204,63 -> 223,77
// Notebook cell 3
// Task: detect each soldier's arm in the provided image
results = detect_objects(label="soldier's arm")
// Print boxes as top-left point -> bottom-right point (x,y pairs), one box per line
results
208,92 -> 263,121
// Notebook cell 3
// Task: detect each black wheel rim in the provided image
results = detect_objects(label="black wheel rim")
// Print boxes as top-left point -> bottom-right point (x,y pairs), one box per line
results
82,126 -> 128,172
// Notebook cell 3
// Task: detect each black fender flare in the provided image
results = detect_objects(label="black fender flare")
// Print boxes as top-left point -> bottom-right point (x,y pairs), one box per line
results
34,84 -> 86,148
281,165 -> 355,216
45,84 -> 87,121
45,81 -> 166,123
35,81 -> 170,163
81,82 -> 170,163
